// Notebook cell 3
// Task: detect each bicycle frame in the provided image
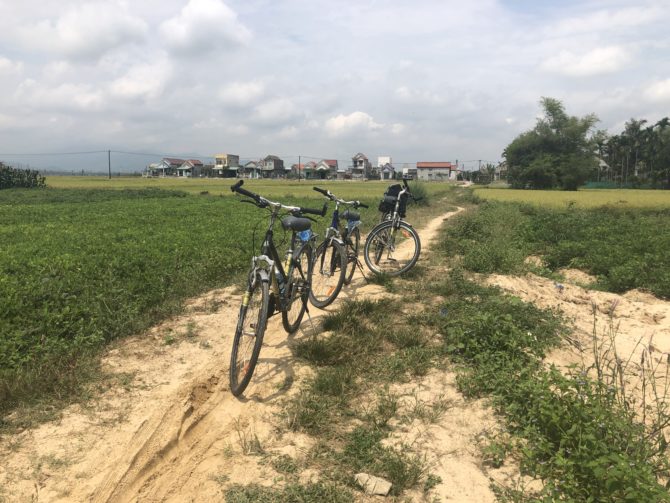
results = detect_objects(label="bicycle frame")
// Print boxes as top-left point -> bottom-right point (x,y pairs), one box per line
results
246,206 -> 308,313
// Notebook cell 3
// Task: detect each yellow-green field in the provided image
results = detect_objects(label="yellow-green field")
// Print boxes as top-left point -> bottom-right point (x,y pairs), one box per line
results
46,175 -> 445,199
473,187 -> 670,208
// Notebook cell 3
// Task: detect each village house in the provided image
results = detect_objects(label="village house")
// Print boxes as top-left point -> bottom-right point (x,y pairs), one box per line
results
153,158 -> 184,177
302,161 -> 317,179
260,155 -> 285,178
314,159 -> 338,179
290,163 -> 305,179
350,153 -> 371,179
416,161 -> 457,181
214,153 -> 240,178
380,162 -> 396,180
243,160 -> 261,179
176,159 -> 203,177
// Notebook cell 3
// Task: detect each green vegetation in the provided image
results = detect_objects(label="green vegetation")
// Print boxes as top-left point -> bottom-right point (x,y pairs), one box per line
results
442,200 -> 670,298
0,180 -> 444,420
505,97 -> 599,191
281,298 -> 441,496
596,117 -> 670,188
225,482 -> 353,503
0,163 -> 46,189
427,269 -> 670,501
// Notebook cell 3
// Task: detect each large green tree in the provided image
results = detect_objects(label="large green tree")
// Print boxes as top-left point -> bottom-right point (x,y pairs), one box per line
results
504,97 -> 599,190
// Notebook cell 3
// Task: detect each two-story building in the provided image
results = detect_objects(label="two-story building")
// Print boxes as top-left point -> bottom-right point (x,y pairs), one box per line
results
350,153 -> 371,179
260,155 -> 285,178
416,162 -> 456,181
213,153 -> 240,177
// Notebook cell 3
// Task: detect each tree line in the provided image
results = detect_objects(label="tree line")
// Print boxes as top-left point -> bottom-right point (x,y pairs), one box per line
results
503,97 -> 670,190
0,162 -> 46,189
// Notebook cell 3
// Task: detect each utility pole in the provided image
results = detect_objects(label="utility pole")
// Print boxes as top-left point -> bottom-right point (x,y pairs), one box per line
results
298,155 -> 301,182
108,150 -> 111,179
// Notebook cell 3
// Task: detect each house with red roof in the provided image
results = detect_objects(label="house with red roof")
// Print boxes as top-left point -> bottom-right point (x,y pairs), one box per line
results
315,159 -> 338,179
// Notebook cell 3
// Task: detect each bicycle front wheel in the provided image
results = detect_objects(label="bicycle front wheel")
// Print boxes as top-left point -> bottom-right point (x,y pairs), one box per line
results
309,239 -> 346,308
282,244 -> 312,333
363,221 -> 421,276
343,227 -> 360,285
230,273 -> 269,396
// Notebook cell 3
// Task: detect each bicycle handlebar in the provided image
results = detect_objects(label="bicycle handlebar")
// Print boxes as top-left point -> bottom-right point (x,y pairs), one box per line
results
301,203 -> 328,217
313,186 -> 369,209
231,179 -> 261,202
313,186 -> 329,197
232,180 -> 326,216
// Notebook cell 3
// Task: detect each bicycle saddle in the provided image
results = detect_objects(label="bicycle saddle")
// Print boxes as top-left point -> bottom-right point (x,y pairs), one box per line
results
281,216 -> 311,232
342,210 -> 360,221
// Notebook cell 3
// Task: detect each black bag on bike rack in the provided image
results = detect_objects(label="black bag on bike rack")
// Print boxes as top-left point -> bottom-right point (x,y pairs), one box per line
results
377,183 -> 408,217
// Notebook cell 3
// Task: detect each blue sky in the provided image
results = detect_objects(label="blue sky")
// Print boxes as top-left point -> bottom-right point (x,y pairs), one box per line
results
0,0 -> 669,172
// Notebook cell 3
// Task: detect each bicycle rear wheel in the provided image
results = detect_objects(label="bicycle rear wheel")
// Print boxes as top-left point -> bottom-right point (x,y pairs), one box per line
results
229,273 -> 269,396
282,244 -> 312,333
310,239 -> 346,308
363,221 -> 421,276
343,227 -> 360,285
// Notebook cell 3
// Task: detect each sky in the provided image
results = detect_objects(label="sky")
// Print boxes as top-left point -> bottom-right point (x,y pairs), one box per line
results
0,0 -> 669,172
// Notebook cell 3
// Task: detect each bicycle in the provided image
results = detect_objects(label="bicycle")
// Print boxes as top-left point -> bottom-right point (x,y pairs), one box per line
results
310,187 -> 369,308
229,180 -> 326,396
363,178 -> 421,276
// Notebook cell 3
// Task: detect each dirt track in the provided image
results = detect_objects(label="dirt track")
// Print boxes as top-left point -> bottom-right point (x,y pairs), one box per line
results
3,207 -> 504,502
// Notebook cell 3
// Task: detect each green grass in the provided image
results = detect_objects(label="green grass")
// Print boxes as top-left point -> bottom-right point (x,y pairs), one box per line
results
0,180 -> 450,420
442,200 -> 670,298
225,481 -> 353,503
473,187 -> 670,208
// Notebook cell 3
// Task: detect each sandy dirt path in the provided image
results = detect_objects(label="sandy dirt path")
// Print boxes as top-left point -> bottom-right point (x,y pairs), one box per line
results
0,206 -> 509,503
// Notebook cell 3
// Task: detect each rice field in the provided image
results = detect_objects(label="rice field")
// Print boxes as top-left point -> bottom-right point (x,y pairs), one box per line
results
473,187 -> 670,208
46,175 -> 447,199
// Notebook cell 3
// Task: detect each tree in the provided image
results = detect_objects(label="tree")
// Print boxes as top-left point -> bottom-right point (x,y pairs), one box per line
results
504,97 -> 599,190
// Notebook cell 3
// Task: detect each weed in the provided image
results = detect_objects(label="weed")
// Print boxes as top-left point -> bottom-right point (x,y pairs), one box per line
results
211,473 -> 230,485
234,419 -> 264,456
225,481 -> 353,503
271,454 -> 298,475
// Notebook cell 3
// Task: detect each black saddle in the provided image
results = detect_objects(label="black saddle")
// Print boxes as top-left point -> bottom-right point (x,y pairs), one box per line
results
281,216 -> 312,232
342,210 -> 360,221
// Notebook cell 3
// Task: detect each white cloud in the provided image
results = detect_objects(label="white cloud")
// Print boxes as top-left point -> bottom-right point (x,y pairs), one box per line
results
15,79 -> 104,111
19,3 -> 147,61
160,0 -> 251,56
547,6 -> 662,38
252,98 -> 299,125
110,58 -> 173,100
0,56 -> 23,75
394,86 -> 444,106
324,111 -> 384,137
219,81 -> 265,106
391,123 -> 406,135
541,46 -> 630,77
644,78 -> 670,103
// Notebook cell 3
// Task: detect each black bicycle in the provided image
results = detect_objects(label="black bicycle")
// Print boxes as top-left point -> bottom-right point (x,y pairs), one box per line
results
229,180 -> 326,396
363,178 -> 421,276
310,187 -> 368,308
